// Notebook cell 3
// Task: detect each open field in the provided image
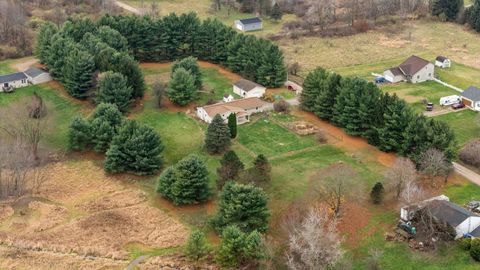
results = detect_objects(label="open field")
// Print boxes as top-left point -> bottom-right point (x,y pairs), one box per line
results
436,62 -> 480,90
434,109 -> 480,147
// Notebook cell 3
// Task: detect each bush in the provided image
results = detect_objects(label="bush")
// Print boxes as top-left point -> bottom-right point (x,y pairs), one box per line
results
68,117 -> 92,151
273,99 -> 290,113
215,225 -> 264,268
315,130 -> 328,144
459,140 -> 480,168
460,238 -> 472,251
185,230 -> 208,261
370,182 -> 385,204
152,80 -> 166,108
470,238 -> 480,261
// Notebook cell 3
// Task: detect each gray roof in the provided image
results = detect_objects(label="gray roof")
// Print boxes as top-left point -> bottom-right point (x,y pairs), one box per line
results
461,86 -> 480,102
24,67 -> 47,78
436,56 -> 449,62
428,200 -> 477,227
234,79 -> 264,92
0,72 -> 27,84
471,226 -> 480,237
238,17 -> 262,25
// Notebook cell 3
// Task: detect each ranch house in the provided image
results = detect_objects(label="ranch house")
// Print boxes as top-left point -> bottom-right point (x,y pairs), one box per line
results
460,86 -> 480,111
384,55 -> 434,84
234,17 -> 262,32
196,97 -> 269,125
0,72 -> 28,92
233,79 -> 266,98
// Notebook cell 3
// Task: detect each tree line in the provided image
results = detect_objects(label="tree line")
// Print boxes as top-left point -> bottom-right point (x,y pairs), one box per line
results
300,67 -> 456,163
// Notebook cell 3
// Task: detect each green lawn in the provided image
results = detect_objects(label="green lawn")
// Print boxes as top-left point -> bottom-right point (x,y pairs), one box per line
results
198,68 -> 239,104
436,62 -> 480,90
434,109 -> 479,147
0,59 -> 14,74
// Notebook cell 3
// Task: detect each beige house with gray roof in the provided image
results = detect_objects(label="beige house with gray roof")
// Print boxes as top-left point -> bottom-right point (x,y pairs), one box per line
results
384,55 -> 434,84
196,97 -> 269,125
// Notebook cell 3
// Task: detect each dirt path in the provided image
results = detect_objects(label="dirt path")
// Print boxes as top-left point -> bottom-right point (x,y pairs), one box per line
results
453,162 -> 480,186
114,0 -> 141,15
12,58 -> 38,72
423,107 -> 467,117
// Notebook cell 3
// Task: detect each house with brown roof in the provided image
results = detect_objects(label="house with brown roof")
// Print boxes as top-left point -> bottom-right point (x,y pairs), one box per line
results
196,97 -> 270,125
233,79 -> 266,98
383,55 -> 435,84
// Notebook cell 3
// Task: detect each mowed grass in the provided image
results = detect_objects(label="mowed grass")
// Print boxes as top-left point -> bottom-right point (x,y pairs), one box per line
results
199,68 -> 239,104
436,62 -> 480,90
0,59 -> 15,73
434,109 -> 480,147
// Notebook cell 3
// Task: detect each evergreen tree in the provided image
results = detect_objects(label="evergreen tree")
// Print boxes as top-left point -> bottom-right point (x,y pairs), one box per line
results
68,117 -> 92,151
96,25 -> 129,52
185,230 -> 209,261
62,17 -> 96,42
468,0 -> 480,32
216,225 -> 264,268
111,52 -> 145,98
252,154 -> 271,181
36,22 -> 58,64
172,56 -> 202,89
314,72 -> 342,120
257,44 -> 287,88
217,150 -> 244,189
270,2 -> 283,20
89,103 -> 124,153
64,49 -> 95,99
212,182 -> 270,233
105,120 -> 164,175
227,113 -> 237,138
205,114 -> 231,154
96,71 -> 133,113
370,182 -> 385,204
170,155 -> 210,205
167,68 -> 197,106
301,67 -> 329,112
157,166 -> 176,200
431,0 -> 463,21
377,98 -> 413,152
46,34 -> 76,81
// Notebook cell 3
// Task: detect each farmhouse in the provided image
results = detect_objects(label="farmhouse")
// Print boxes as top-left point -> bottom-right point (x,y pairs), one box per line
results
196,97 -> 269,125
0,72 -> 28,92
384,55 -> 434,84
24,67 -> 52,85
460,86 -> 480,111
435,56 -> 451,69
234,17 -> 262,32
233,79 -> 266,98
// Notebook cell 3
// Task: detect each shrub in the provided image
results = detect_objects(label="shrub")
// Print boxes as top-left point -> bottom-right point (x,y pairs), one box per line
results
370,182 -> 385,204
185,230 -> 208,261
273,99 -> 290,113
215,225 -> 264,268
470,238 -> 480,261
460,238 -> 472,251
152,80 -> 166,108
459,140 -> 480,168
315,130 -> 328,144
68,117 -> 92,151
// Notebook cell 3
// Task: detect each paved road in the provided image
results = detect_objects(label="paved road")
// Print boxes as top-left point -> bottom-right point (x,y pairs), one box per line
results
453,162 -> 480,186
114,0 -> 141,15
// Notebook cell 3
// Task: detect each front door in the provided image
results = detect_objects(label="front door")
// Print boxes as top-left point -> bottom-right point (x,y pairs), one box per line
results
3,82 -> 8,87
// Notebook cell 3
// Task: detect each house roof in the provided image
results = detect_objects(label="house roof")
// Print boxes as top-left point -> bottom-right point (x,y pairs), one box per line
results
234,79 -> 265,92
201,97 -> 267,117
471,225 -> 480,237
398,55 -> 431,77
238,17 -> 262,25
461,86 -> 480,102
387,67 -> 404,76
0,72 -> 27,84
428,200 -> 477,227
224,93 -> 233,98
436,56 -> 449,62
24,67 -> 47,78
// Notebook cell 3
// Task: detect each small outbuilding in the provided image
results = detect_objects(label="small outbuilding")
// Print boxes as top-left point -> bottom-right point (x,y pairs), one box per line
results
233,79 -> 266,98
24,67 -> 52,85
235,17 -> 262,32
223,94 -> 234,102
0,72 -> 28,92
435,56 -> 451,69
460,86 -> 480,111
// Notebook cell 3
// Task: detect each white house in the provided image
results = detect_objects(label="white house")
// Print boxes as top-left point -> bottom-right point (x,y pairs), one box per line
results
223,94 -> 234,103
435,56 -> 451,69
233,79 -> 266,98
0,72 -> 28,92
460,86 -> 480,111
196,97 -> 269,125
384,55 -> 435,84
24,67 -> 52,85
235,17 -> 262,32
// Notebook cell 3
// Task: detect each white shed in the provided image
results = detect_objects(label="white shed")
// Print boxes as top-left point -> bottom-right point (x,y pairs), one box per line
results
24,67 -> 52,85
235,17 -> 263,32
233,79 -> 266,98
435,56 -> 451,69
223,94 -> 234,102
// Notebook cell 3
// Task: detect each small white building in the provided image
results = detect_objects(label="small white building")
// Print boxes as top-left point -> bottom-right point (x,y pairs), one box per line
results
233,79 -> 266,98
235,17 -> 262,32
24,67 -> 52,85
384,55 -> 435,84
439,95 -> 461,106
223,94 -> 234,103
0,72 -> 28,92
460,86 -> 480,111
435,56 -> 451,69
196,97 -> 269,125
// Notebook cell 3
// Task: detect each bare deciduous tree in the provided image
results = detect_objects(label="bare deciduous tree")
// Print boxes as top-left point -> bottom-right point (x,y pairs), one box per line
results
285,206 -> 343,270
418,148 -> 453,184
400,177 -> 425,205
385,157 -> 417,200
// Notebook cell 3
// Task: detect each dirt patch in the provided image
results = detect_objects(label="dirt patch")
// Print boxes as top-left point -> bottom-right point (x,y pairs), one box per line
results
11,58 -> 38,72
336,202 -> 374,248
284,121 -> 319,135
0,205 -> 14,223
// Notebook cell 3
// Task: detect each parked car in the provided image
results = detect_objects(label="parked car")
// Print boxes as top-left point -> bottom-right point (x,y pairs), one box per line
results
375,76 -> 386,84
426,102 -> 434,111
452,103 -> 465,110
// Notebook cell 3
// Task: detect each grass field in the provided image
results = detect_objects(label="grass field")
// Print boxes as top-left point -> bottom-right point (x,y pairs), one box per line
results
436,62 -> 480,90
434,109 -> 480,147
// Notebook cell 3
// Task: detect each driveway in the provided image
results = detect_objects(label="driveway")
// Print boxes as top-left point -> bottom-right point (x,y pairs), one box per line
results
423,107 -> 467,117
114,0 -> 141,15
453,162 -> 480,186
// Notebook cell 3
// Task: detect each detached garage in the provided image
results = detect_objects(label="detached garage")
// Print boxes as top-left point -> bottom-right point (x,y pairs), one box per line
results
24,67 -> 52,85
460,86 -> 480,111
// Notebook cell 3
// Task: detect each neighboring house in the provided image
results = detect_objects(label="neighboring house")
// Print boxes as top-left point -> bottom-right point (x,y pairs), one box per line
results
285,80 -> 303,95
461,86 -> 480,111
234,17 -> 262,32
24,67 -> 52,85
435,56 -> 451,69
384,55 -> 435,84
0,72 -> 28,92
196,97 -> 269,125
223,94 -> 234,103
233,79 -> 266,98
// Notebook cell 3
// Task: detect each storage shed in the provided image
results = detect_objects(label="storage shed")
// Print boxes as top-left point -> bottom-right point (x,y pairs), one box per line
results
233,79 -> 266,98
435,56 -> 451,69
235,17 -> 263,32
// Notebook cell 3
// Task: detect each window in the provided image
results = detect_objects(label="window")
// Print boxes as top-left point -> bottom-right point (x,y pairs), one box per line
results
417,75 -> 420,79
428,73 -> 431,77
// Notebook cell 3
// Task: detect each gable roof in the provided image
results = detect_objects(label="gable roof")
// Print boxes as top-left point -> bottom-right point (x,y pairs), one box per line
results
238,17 -> 262,25
387,67 -> 404,77
461,86 -> 480,102
202,97 -> 266,117
234,79 -> 265,92
398,55 -> 431,77
436,56 -> 449,62
471,225 -> 480,237
24,67 -> 47,78
428,200 -> 477,227
0,72 -> 27,84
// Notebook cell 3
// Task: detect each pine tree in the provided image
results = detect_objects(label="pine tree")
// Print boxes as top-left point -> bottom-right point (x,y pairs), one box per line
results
96,71 -> 133,113
211,182 -> 270,233
68,117 -> 92,151
468,0 -> 480,32
105,120 -> 164,175
205,114 -> 231,154
46,34 -> 76,81
64,49 -> 95,99
36,22 -> 58,64
172,56 -> 203,89
111,52 -> 145,98
185,230 -> 209,261
227,113 -> 237,139
377,98 -> 413,152
167,67 -> 197,106
301,67 -> 329,112
257,44 -> 287,88
370,182 -> 385,204
253,154 -> 271,181
314,72 -> 342,120
96,25 -> 129,52
90,103 -> 124,153
216,225 -> 264,268
270,2 -> 283,20
217,150 -> 244,189
170,154 -> 210,205
431,0 -> 463,21
157,166 -> 176,200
